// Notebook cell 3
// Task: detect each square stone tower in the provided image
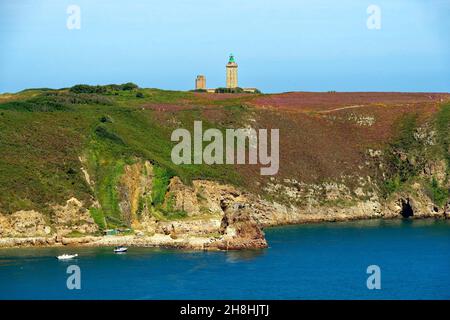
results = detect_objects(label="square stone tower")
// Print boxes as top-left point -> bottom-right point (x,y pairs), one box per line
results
195,75 -> 206,90
226,54 -> 238,88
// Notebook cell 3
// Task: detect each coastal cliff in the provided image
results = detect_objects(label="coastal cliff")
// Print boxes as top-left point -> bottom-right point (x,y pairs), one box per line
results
0,87 -> 449,249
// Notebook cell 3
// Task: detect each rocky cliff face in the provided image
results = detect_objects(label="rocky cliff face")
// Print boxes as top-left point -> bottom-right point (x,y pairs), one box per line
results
0,210 -> 51,237
117,160 -> 154,228
0,198 -> 98,238
209,202 -> 267,250
51,198 -> 98,235
0,153 -> 448,249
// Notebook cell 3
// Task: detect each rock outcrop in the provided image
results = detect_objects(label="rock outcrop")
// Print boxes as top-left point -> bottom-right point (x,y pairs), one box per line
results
117,160 -> 153,228
162,178 -> 247,217
51,198 -> 98,235
208,202 -> 267,250
164,177 -> 200,216
0,210 -> 51,237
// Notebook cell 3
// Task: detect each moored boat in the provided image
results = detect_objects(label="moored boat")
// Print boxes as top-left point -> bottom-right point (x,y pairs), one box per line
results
57,254 -> 78,260
114,246 -> 128,253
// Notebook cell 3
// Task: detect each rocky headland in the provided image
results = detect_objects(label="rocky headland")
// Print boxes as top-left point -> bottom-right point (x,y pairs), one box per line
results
0,89 -> 449,250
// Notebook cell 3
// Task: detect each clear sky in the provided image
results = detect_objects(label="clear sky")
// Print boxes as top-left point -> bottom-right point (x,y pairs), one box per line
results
0,0 -> 449,93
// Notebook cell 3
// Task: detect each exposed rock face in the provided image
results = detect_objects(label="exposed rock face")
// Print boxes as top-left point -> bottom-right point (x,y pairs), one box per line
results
155,219 -> 221,237
263,178 -> 358,207
0,198 -> 98,239
0,210 -> 51,237
0,237 -> 56,247
52,198 -> 98,235
193,180 -> 245,214
445,201 -> 450,218
422,159 -> 447,184
208,202 -> 267,250
165,177 -> 200,216
383,191 -> 445,219
60,236 -> 98,245
117,161 -> 153,228
249,198 -> 387,226
162,177 -> 246,217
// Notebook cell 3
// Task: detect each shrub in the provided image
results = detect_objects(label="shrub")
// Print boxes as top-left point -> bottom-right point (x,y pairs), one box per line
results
381,176 -> 401,197
122,82 -> 139,91
215,87 -> 244,94
53,92 -> 113,105
70,83 -> 139,94
381,113 -> 427,197
426,177 -> 448,207
95,126 -> 125,145
0,96 -> 68,112
70,84 -> 107,94
385,114 -> 422,180
0,92 -> 115,111
100,115 -> 113,123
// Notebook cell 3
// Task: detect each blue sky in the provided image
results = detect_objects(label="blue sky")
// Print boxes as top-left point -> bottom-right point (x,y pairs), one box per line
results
0,0 -> 449,93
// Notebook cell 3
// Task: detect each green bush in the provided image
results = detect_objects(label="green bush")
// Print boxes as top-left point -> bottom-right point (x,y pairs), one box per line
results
100,115 -> 113,123
70,84 -> 107,94
215,87 -> 244,94
426,177 -> 448,207
54,92 -> 113,105
0,91 -> 114,112
94,126 -> 125,145
122,82 -> 139,91
70,83 -> 139,94
381,176 -> 401,197
381,113 -> 429,197
0,99 -> 67,112
383,114 -> 423,190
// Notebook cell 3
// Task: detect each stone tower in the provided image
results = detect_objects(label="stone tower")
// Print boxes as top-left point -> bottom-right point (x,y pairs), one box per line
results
195,75 -> 206,90
226,54 -> 238,88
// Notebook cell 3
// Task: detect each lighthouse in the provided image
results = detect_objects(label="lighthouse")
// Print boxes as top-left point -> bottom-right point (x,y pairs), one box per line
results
226,54 -> 238,88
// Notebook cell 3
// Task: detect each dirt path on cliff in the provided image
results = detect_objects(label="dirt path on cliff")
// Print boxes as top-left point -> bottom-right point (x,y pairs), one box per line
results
316,104 -> 370,113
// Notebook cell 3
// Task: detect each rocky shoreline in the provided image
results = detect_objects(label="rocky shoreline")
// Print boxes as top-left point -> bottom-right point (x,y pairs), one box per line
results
0,214 -> 447,250
1,160 -> 449,251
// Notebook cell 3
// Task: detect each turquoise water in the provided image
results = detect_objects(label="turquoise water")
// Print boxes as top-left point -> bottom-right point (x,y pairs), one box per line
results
1,219 -> 449,300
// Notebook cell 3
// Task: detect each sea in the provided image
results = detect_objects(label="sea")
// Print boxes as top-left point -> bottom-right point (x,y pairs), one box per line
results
0,219 -> 449,300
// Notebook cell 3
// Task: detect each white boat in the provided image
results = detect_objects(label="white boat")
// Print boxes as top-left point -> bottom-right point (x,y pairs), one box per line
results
114,246 -> 128,253
57,254 -> 78,260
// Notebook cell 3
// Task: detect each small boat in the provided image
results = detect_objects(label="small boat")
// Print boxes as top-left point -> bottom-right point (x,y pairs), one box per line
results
114,246 -> 128,253
57,254 -> 78,260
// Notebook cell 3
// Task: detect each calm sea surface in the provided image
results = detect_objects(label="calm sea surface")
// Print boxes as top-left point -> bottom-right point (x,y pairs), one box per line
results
1,219 -> 449,299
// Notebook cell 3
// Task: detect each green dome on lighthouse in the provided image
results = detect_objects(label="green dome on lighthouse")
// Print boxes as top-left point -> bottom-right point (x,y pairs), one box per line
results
226,53 -> 238,88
